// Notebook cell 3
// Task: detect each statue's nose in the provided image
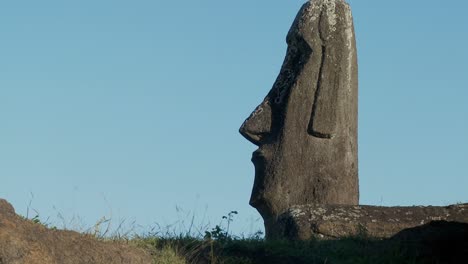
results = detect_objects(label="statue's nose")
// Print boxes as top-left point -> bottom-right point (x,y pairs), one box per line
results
239,100 -> 272,146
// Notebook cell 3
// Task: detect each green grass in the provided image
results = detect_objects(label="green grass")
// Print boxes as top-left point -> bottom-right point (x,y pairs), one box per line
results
25,210 -> 430,264
130,235 -> 425,264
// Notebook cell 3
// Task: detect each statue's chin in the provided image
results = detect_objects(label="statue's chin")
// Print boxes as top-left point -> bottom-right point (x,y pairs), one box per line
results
249,192 -> 270,220
250,158 -> 271,215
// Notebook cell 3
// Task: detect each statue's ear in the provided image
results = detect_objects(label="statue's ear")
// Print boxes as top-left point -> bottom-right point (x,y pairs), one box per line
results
307,45 -> 339,139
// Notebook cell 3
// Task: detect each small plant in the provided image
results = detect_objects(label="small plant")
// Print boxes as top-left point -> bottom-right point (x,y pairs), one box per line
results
31,214 -> 42,224
205,225 -> 226,241
202,211 -> 239,264
223,210 -> 238,237
27,214 -> 57,230
251,230 -> 264,240
204,211 -> 238,242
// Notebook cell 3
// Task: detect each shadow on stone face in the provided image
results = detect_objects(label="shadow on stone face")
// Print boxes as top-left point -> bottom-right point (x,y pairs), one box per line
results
391,221 -> 468,264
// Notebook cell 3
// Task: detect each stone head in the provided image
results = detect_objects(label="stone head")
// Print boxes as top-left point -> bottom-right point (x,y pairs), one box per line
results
239,0 -> 359,222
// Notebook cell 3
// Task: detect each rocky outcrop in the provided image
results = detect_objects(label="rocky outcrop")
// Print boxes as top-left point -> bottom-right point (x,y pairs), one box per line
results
272,203 -> 468,240
0,199 -> 152,264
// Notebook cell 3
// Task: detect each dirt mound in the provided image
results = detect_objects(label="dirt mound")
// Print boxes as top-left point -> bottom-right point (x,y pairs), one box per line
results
0,199 -> 152,264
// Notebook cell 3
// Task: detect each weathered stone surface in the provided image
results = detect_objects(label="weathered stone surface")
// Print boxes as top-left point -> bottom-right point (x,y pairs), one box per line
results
272,203 -> 468,240
239,0 -> 358,238
0,199 -> 152,264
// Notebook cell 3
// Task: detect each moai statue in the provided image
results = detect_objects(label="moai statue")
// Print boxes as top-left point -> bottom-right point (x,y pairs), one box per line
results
239,0 -> 358,236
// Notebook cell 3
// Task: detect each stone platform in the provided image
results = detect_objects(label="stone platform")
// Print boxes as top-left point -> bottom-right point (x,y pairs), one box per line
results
269,203 -> 468,240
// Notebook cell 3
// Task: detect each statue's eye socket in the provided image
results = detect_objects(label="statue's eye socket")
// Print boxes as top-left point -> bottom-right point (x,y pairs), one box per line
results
286,32 -> 300,45
287,34 -> 310,52
287,34 -> 298,45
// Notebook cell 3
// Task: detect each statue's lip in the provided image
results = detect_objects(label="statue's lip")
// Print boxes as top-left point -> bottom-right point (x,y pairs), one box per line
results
252,149 -> 265,160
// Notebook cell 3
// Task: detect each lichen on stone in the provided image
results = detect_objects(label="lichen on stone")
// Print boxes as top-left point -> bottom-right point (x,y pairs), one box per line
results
290,208 -> 306,218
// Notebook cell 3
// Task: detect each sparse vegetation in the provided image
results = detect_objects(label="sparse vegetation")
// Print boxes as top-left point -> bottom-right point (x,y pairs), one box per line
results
23,210 -> 435,264
126,211 -> 427,264
131,230 -> 425,264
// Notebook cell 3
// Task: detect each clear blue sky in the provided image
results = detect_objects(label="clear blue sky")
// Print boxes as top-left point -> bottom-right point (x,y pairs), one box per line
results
1,0 -> 467,236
